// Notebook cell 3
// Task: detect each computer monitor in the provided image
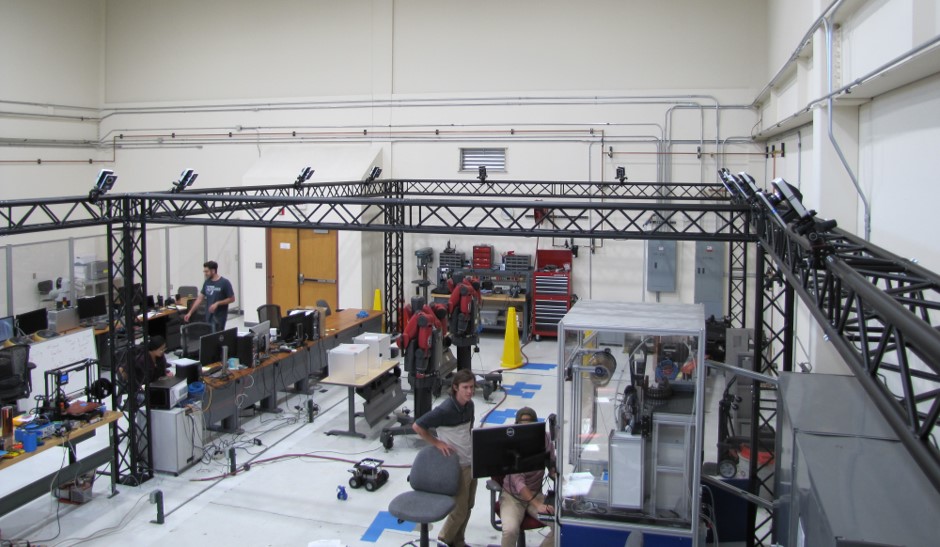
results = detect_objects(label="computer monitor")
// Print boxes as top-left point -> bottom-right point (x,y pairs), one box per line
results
77,294 -> 108,320
286,309 -> 321,341
199,327 -> 238,366
146,294 -> 156,310
0,315 -> 14,343
278,312 -> 307,343
471,421 -> 548,479
15,308 -> 48,335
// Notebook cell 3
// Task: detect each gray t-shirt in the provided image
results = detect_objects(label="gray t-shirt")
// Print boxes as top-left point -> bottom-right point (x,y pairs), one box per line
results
415,395 -> 475,467
201,276 -> 234,325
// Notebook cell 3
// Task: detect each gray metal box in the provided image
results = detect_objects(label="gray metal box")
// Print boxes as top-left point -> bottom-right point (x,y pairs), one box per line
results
151,406 -> 205,475
646,240 -> 677,292
693,241 -> 724,318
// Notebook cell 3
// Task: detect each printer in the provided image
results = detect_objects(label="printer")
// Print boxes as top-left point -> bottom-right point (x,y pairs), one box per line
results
148,376 -> 188,409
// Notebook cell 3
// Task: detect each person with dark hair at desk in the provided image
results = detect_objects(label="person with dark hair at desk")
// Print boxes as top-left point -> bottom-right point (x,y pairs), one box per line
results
133,335 -> 173,384
118,335 -> 172,395
412,368 -> 476,547
500,407 -> 555,547
184,260 -> 235,332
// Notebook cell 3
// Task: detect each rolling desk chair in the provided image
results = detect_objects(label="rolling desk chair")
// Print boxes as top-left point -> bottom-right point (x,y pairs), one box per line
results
177,285 -> 199,300
179,322 -> 212,360
315,299 -> 332,316
388,446 -> 460,547
256,304 -> 281,330
0,344 -> 35,407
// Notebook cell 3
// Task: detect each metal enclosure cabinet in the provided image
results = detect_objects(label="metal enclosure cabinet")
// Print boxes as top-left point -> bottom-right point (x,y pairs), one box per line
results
532,249 -> 573,339
557,301 -> 705,545
646,240 -> 677,292
777,373 -> 940,547
151,406 -> 205,475
693,242 -> 723,318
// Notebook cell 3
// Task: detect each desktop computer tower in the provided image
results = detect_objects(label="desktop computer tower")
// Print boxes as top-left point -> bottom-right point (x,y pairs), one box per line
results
236,333 -> 257,367
49,308 -> 79,333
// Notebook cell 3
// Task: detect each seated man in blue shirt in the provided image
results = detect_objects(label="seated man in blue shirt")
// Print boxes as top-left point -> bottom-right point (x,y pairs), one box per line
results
500,407 -> 555,547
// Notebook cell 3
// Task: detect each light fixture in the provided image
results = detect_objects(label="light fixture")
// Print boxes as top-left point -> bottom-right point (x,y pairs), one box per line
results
294,167 -> 314,188
477,166 -> 488,182
615,166 -> 627,184
170,169 -> 198,193
365,166 -> 382,182
88,169 -> 117,202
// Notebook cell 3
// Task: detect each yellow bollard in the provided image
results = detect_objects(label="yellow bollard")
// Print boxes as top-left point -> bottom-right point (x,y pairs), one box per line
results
372,289 -> 382,311
499,307 -> 524,369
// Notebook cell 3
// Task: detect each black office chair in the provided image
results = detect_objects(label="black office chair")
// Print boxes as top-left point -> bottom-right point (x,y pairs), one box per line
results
177,285 -> 199,300
257,304 -> 281,330
315,299 -> 332,316
179,322 -> 212,360
388,446 -> 461,547
0,344 -> 35,407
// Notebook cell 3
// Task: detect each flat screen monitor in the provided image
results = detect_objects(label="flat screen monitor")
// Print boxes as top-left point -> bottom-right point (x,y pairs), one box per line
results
146,294 -> 156,310
15,308 -> 48,335
286,309 -> 320,341
199,327 -> 238,366
278,312 -> 307,343
77,294 -> 108,320
471,421 -> 548,479
0,315 -> 14,343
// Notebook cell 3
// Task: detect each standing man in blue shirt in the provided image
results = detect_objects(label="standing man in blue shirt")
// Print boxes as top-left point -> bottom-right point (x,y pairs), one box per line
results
184,260 -> 235,332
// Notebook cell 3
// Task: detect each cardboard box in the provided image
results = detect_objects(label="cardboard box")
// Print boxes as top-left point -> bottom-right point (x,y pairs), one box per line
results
353,332 -> 392,373
328,343 -> 370,383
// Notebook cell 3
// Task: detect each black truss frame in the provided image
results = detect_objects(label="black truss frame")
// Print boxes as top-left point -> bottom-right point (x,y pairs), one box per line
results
7,176 -> 940,546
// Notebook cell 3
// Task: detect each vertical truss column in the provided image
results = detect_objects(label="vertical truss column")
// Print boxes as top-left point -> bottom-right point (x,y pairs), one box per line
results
383,180 -> 404,333
728,239 -> 749,327
108,198 -> 153,486
747,246 -> 787,547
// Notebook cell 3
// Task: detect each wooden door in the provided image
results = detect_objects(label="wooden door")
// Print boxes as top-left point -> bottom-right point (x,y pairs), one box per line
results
268,228 -> 299,313
267,228 -> 338,314
298,229 -> 338,311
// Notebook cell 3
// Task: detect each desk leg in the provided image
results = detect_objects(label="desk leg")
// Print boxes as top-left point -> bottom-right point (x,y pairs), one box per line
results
326,386 -> 366,438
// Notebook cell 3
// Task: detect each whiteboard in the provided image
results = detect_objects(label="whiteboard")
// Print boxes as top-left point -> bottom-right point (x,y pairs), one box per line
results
23,328 -> 99,410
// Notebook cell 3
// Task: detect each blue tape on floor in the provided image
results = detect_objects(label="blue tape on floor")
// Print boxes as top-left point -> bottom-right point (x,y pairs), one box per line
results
484,408 -> 519,424
522,362 -> 557,370
502,381 -> 542,398
485,408 -> 547,425
360,510 -> 415,542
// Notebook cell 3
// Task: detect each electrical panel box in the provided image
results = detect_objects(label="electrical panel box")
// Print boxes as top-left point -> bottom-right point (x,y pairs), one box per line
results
557,301 -> 705,544
646,240 -> 677,292
693,241 -> 724,318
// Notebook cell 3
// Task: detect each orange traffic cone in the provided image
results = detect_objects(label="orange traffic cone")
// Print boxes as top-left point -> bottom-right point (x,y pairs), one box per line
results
499,307 -> 524,369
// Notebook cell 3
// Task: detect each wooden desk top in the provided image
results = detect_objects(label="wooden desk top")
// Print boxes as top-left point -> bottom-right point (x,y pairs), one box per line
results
0,411 -> 120,472
320,359 -> 400,388
321,308 -> 383,337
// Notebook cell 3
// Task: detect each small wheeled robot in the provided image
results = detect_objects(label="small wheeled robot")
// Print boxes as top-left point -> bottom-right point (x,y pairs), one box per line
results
347,458 -> 389,492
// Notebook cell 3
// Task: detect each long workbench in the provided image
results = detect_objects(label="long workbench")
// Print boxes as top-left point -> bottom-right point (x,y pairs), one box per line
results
0,411 -> 121,518
200,308 -> 383,433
